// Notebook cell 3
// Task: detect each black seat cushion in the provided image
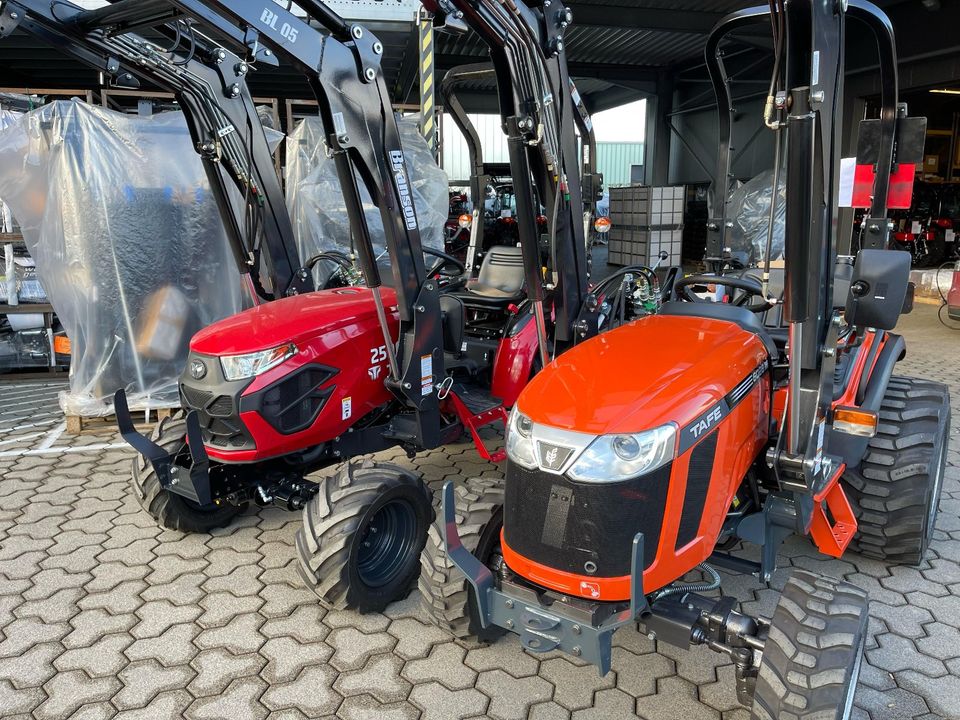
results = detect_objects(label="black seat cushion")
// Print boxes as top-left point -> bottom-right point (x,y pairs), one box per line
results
659,301 -> 779,358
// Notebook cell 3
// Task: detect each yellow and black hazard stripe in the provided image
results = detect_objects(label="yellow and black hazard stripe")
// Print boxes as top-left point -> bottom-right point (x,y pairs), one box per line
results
419,16 -> 437,157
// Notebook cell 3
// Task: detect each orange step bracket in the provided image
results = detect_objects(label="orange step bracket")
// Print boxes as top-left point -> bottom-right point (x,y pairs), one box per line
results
808,462 -> 857,558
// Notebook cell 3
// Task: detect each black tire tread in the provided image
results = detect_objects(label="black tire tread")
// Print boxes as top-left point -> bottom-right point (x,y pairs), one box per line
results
131,412 -> 240,533
752,570 -> 869,720
296,460 -> 432,612
418,477 -> 504,641
842,375 -> 950,565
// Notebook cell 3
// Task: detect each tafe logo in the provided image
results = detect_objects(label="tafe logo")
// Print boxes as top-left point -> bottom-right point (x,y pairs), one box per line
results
689,406 -> 723,439
390,150 -> 418,230
545,447 -> 559,466
579,581 -> 601,599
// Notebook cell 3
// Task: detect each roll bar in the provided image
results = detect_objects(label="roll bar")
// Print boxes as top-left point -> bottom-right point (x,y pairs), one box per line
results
704,0 -> 911,491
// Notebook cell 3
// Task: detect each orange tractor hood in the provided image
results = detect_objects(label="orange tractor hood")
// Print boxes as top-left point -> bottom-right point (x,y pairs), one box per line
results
518,314 -> 769,436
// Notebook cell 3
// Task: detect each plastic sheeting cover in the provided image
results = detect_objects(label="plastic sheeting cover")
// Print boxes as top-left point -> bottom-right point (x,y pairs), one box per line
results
286,115 -> 448,278
0,108 -> 20,233
0,101 -> 246,415
726,169 -> 786,263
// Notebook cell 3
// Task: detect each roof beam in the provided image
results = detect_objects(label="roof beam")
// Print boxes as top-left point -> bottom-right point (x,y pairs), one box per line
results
566,3 -> 724,34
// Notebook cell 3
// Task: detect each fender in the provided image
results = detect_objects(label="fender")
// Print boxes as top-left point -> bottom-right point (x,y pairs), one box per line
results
490,310 -> 539,407
827,332 -> 905,469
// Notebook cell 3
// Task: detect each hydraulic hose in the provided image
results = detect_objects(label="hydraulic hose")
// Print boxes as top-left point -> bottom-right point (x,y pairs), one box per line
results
651,562 -> 722,601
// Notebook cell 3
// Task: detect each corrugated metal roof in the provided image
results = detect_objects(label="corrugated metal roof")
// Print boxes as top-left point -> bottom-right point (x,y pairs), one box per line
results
564,26 -> 708,66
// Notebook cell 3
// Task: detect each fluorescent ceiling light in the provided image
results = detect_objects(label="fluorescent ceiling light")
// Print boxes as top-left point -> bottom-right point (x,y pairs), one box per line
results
930,89 -> 960,95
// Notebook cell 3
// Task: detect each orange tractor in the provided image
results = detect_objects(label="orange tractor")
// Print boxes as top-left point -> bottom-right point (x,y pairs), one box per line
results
422,1 -> 950,718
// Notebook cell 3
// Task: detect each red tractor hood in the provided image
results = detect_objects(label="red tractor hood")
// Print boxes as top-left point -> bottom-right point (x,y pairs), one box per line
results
518,314 -> 768,436
190,287 -> 399,355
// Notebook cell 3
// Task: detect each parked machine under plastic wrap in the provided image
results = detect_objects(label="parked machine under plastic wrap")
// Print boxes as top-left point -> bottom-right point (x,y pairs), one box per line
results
724,169 -> 786,264
0,107 -> 20,233
285,115 -> 448,284
0,101 -> 248,415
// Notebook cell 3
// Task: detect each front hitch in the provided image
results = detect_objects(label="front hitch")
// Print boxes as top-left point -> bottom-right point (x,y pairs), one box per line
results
440,481 -> 648,674
114,389 -> 213,506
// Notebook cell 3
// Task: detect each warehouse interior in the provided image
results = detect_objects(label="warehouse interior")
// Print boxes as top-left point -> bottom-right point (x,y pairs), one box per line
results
1,1 -> 959,719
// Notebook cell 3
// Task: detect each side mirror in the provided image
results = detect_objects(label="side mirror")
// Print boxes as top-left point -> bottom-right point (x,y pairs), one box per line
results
844,249 -> 911,330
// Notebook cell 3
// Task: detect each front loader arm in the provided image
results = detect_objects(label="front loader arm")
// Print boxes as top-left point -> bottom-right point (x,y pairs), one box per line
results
430,0 -> 590,350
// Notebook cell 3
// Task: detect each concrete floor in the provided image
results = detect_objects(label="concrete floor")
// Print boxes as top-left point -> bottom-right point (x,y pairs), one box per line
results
0,304 -> 958,720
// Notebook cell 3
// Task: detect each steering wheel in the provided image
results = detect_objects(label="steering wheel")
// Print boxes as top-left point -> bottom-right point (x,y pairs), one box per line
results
424,246 -> 467,279
675,274 -> 774,313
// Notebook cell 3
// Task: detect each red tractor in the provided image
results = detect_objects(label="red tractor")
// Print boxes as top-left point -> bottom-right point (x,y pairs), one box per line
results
424,2 -> 949,718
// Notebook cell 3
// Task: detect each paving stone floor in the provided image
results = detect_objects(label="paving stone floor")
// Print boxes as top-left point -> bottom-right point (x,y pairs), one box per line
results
0,304 -> 958,719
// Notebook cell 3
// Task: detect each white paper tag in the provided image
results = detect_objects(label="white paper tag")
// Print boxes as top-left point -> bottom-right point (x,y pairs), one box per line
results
947,229 -> 956,243
341,396 -> 352,420
838,157 -> 856,208
420,354 -> 433,397
911,221 -> 922,235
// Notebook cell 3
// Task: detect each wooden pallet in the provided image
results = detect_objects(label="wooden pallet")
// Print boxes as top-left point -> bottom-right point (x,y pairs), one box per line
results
65,407 -> 175,435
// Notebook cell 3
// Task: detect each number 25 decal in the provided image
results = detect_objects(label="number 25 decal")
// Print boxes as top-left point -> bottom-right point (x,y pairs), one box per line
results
370,345 -> 388,365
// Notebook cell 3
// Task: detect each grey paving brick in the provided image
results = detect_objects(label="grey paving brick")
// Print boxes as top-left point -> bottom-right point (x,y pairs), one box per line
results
613,646 -> 675,698
188,647 -> 267,698
408,681 -> 488,720
54,632 -> 134,677
402,640 -> 477,690
0,616 -> 69,656
476,669 -> 554,720
870,601 -> 935,639
867,632 -> 948,677
387,617 -> 450,659
570,688 -> 636,720
113,659 -> 196,710
916,621 -> 960,661
35,670 -> 121,720
897,670 -> 960,719
261,604 -> 330,644
634,676 -> 720,720
186,676 -> 269,720
328,626 -> 397,671
335,696 -> 420,720
124,621 -> 202,667
132,599 -> 203,639
464,634 -> 540,677
194,611 -> 266,655
854,685 -> 930,720
528,701 -> 573,720
198,591 -> 265,628
0,679 -> 44,715
0,642 -> 63,689
539,657 -> 615,710
260,636 -> 333,684
260,665 -> 342,717
334,652 -> 411,704
62,608 -> 137,649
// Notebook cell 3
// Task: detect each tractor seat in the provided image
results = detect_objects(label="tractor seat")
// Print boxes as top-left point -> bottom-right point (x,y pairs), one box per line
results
450,245 -> 526,310
659,301 -> 779,359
